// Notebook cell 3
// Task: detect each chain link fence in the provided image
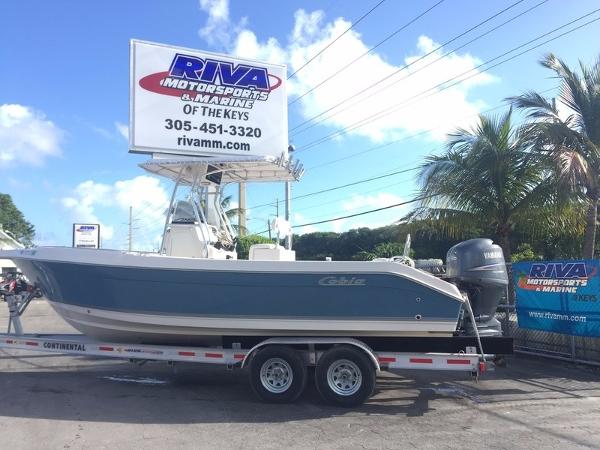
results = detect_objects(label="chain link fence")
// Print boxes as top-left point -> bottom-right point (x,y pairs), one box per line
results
495,304 -> 600,366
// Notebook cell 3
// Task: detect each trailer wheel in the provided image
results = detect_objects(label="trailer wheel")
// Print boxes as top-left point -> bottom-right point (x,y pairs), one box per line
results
315,345 -> 376,407
249,346 -> 307,403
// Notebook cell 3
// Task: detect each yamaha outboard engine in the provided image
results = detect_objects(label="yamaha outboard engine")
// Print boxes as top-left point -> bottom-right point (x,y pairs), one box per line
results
446,238 -> 508,336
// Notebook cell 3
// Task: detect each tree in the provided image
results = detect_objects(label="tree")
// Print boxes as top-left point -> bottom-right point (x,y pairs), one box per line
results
293,231 -> 339,260
409,110 -> 561,301
509,53 -> 600,258
236,234 -> 272,259
218,194 -> 247,235
354,242 -> 408,261
0,193 -> 34,246
511,243 -> 542,263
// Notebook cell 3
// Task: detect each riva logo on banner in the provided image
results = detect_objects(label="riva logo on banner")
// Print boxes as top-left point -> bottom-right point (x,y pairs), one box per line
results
139,53 -> 283,110
518,262 -> 590,293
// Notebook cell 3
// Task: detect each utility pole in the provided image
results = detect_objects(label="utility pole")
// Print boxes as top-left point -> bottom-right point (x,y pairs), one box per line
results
285,144 -> 295,250
128,206 -> 133,251
238,183 -> 246,237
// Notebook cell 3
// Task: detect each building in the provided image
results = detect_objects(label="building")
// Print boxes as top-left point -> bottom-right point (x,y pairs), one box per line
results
0,225 -> 25,276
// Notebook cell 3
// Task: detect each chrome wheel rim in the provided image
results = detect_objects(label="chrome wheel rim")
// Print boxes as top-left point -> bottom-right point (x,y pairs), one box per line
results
260,357 -> 293,394
327,359 -> 362,396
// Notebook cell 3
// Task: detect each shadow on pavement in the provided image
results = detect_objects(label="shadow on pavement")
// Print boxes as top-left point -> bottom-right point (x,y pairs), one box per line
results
1,354 -> 600,426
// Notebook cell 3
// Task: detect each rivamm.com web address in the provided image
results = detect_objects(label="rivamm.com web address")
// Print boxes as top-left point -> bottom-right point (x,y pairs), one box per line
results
528,311 -> 587,322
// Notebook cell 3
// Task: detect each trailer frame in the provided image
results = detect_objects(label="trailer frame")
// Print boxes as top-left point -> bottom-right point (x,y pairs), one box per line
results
1,292 -> 505,406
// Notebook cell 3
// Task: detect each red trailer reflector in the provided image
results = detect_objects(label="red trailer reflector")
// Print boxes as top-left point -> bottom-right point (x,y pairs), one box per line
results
99,346 -> 114,352
447,359 -> 470,365
25,341 -> 39,346
378,356 -> 396,363
233,354 -> 245,360
178,351 -> 195,357
205,352 -> 223,359
410,358 -> 433,364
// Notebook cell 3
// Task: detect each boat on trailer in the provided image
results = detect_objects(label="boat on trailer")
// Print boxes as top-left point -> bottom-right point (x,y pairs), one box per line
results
1,154 -> 508,347
0,39 -> 512,407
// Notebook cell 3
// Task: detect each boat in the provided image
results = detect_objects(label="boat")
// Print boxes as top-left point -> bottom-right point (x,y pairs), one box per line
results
1,154 -> 508,346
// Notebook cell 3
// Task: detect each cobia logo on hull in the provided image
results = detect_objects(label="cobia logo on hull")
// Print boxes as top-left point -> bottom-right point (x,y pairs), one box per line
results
318,276 -> 367,286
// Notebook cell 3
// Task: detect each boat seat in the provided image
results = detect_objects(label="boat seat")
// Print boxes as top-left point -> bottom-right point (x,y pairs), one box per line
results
249,244 -> 295,261
162,223 -> 216,258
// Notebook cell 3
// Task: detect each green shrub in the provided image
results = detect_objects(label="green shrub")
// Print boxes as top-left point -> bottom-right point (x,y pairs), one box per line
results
236,234 -> 273,259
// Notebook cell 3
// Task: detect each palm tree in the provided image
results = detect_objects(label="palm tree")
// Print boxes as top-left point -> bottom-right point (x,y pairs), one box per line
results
220,194 -> 246,235
410,109 -> 563,301
509,53 -> 600,258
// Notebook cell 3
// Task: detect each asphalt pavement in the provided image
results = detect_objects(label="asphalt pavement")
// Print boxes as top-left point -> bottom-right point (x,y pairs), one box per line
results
1,300 -> 600,449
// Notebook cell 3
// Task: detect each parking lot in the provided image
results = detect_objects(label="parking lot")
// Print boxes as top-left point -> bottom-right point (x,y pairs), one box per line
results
1,301 -> 600,449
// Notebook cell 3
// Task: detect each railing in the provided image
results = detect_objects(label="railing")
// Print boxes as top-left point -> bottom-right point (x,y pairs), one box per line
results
495,304 -> 600,366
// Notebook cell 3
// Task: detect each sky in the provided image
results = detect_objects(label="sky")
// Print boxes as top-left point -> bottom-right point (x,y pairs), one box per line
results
1,0 -> 599,251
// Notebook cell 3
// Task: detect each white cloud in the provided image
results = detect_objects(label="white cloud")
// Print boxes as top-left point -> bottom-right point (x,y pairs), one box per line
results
293,212 -> 319,234
331,218 -> 346,233
331,192 -> 406,231
198,0 -> 246,49
0,104 -> 63,167
341,192 -> 403,211
202,2 -> 496,142
91,125 -> 113,139
60,176 -> 169,250
115,122 -> 129,140
233,29 -> 288,66
290,193 -> 406,234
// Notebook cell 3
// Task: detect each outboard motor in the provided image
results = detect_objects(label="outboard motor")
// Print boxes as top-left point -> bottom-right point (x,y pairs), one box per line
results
446,238 -> 508,336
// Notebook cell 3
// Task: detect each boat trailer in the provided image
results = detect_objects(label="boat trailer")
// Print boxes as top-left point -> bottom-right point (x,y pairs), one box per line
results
1,292 -> 506,407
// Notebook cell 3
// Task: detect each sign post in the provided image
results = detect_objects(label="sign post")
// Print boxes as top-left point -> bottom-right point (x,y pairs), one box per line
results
130,39 -> 288,159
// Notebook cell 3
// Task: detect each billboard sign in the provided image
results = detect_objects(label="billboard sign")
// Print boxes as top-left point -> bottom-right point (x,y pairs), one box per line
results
130,40 -> 288,158
514,260 -> 600,337
73,224 -> 101,249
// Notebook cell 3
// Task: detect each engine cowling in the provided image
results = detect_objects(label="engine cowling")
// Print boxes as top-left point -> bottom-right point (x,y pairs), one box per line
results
446,238 -> 508,335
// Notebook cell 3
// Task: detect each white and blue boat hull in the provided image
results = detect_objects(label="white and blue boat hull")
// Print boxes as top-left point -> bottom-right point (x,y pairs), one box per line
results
6,248 -> 466,345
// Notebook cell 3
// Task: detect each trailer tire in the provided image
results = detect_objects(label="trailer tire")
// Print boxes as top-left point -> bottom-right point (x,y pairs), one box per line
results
249,346 -> 307,403
315,345 -> 376,407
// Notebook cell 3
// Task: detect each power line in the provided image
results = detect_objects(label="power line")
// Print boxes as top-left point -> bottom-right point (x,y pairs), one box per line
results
291,0 -> 549,137
293,195 -> 428,227
255,194 -> 436,234
246,86 -> 559,218
289,0 -> 446,105
249,85 -> 559,213
287,0 -> 388,80
293,177 -> 414,215
305,85 -> 559,171
249,165 -> 418,210
295,9 -> 600,153
289,0 -> 530,134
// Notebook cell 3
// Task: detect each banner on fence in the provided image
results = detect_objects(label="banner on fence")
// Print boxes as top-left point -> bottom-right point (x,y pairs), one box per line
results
514,260 -> 600,337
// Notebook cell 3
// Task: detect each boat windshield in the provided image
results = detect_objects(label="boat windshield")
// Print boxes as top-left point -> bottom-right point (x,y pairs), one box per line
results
171,201 -> 197,224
